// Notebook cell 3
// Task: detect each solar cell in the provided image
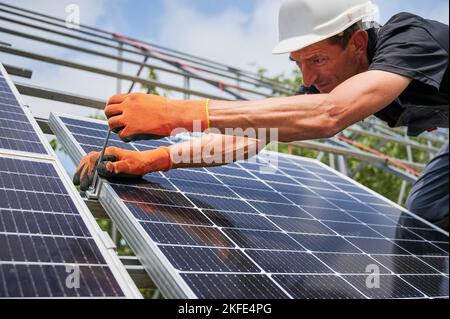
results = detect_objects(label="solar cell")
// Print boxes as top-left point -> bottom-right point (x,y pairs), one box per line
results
50,113 -> 449,299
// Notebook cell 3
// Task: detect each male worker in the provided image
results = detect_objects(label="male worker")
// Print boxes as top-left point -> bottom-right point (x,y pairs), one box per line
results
74,0 -> 449,227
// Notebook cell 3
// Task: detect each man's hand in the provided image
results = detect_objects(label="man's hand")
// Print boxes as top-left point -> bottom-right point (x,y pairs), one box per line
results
73,146 -> 173,191
104,93 -> 209,142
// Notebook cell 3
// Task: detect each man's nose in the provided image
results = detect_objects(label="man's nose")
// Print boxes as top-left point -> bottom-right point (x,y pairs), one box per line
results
301,65 -> 318,87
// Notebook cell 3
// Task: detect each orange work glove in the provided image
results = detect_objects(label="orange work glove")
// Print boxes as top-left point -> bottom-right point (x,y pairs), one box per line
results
104,93 -> 210,142
73,146 -> 173,191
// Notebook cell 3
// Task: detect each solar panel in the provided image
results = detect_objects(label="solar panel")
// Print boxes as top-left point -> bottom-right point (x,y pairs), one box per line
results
0,70 -> 48,155
0,64 -> 140,298
0,155 -> 120,297
50,112 -> 449,299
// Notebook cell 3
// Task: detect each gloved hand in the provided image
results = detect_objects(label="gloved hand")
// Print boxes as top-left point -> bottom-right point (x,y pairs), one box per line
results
104,93 -> 210,142
73,146 -> 173,191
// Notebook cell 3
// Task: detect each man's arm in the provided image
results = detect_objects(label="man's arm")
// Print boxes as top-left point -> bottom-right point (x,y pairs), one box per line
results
105,70 -> 411,143
208,70 -> 412,142
73,133 -> 265,189
170,133 -> 265,168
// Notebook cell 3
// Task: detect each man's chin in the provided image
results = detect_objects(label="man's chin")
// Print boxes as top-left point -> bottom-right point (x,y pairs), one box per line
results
317,84 -> 334,93
318,88 -> 330,94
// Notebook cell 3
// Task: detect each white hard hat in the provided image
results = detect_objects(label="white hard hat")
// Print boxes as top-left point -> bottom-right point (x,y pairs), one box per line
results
272,0 -> 378,54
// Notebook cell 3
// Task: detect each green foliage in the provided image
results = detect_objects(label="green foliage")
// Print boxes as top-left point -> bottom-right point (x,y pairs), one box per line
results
49,137 -> 67,156
140,67 -> 172,96
257,67 -> 302,96
140,66 -> 176,97
140,288 -> 162,299
49,138 -> 58,150
98,219 -> 157,296
348,159 -> 412,204
142,67 -> 160,95
97,219 -> 134,255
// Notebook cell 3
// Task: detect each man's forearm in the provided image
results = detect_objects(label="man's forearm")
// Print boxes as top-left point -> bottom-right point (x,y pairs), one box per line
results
208,94 -> 335,143
169,133 -> 266,169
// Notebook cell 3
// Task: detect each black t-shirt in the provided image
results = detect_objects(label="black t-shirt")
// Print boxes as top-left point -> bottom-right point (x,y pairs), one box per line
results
297,12 -> 449,136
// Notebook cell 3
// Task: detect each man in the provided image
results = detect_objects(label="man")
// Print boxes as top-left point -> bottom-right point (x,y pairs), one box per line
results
74,0 -> 449,226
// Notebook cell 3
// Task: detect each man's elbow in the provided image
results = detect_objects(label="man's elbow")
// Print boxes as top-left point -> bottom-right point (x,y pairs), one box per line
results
287,111 -> 341,142
319,103 -> 346,138
323,119 -> 344,138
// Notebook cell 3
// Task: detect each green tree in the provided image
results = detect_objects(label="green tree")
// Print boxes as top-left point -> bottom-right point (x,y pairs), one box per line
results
140,67 -> 173,97
257,67 -> 301,96
142,67 -> 160,95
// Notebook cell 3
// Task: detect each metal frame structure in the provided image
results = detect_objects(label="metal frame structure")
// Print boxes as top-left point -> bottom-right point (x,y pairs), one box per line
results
1,2 -> 448,297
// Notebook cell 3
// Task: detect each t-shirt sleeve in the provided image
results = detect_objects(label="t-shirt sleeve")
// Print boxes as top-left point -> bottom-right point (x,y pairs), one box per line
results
295,85 -> 320,95
369,13 -> 448,91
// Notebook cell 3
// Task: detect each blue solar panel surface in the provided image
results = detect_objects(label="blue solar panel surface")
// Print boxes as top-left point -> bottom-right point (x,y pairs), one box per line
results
0,155 -> 125,297
54,114 -> 449,299
0,74 -> 47,155
0,66 -> 128,298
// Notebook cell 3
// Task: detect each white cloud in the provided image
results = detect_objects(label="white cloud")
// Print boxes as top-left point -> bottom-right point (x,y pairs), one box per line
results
156,0 -> 293,77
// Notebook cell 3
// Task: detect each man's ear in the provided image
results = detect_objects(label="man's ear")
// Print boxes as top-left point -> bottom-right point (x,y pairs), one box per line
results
350,30 -> 368,56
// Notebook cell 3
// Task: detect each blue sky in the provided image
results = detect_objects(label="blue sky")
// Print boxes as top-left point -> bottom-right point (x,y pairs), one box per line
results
93,0 -> 449,41
69,0 -> 450,55
95,0 -> 259,38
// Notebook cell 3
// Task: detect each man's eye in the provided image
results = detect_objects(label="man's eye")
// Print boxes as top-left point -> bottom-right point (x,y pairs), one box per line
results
313,57 -> 326,64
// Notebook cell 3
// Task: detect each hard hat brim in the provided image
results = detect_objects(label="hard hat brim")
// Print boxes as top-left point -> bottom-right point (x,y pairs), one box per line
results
272,34 -> 330,55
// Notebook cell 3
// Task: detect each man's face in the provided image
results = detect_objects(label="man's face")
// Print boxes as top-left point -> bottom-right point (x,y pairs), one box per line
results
289,39 -> 362,93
